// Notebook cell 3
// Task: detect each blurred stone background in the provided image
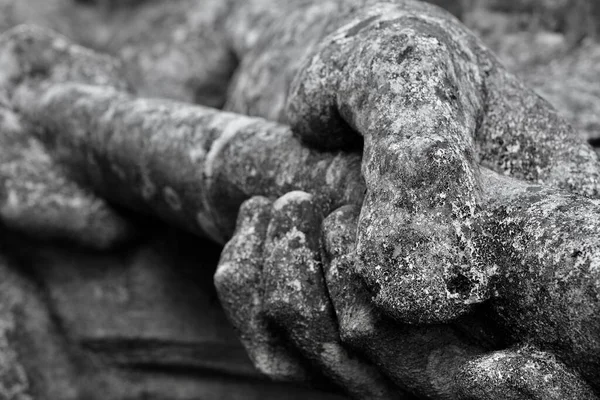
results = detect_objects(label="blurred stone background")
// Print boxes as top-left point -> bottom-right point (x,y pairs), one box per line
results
461,0 -> 600,143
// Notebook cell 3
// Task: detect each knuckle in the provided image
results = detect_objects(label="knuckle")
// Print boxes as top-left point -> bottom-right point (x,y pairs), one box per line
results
213,261 -> 237,293
338,305 -> 377,346
239,195 -> 271,215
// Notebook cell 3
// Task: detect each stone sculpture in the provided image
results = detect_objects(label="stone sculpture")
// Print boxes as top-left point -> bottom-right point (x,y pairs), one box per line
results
0,0 -> 600,399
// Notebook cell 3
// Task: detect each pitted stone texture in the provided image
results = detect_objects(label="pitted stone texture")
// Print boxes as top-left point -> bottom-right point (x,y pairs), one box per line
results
3,1 -> 600,398
285,1 -> 600,326
216,193 -> 402,399
215,196 -> 312,383
456,346 -> 598,400
321,205 -> 486,400
475,170 -> 600,390
13,81 -> 364,243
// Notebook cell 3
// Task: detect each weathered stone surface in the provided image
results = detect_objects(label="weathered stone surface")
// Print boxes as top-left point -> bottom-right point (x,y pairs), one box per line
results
215,196 -> 312,383
12,81 -> 363,243
217,193 -> 401,399
321,205 -> 486,399
456,346 -> 597,400
282,0 -> 600,327
2,1 -> 600,399
475,170 -> 600,388
279,1 -> 600,391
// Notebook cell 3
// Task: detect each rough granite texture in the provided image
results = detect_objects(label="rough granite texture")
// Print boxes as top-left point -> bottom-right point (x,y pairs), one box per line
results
14,82 -> 364,243
456,346 -> 598,399
321,205 -> 485,399
282,1 -> 600,326
217,194 -> 401,399
1,1 -> 600,399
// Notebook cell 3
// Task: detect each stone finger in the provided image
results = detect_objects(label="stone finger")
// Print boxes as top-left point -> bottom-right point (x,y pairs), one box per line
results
214,196 -> 310,382
455,346 -> 598,400
262,191 -> 401,400
322,204 -> 485,400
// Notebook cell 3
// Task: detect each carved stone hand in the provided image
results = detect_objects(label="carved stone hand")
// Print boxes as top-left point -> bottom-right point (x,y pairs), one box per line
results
1,1 -> 600,399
